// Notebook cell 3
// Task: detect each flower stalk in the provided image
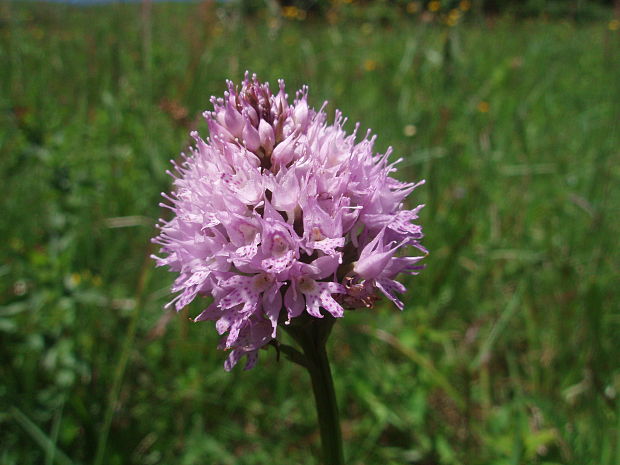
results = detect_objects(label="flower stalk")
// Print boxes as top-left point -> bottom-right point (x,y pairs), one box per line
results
284,317 -> 344,465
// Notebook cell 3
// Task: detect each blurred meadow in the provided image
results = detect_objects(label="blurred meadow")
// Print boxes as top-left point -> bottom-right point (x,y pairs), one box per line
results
1,0 -> 620,463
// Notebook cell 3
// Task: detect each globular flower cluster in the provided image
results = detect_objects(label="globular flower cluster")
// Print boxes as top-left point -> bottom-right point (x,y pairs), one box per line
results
153,73 -> 426,370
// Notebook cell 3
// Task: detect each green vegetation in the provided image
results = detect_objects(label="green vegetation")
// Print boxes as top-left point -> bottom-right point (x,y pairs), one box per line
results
1,2 -> 619,464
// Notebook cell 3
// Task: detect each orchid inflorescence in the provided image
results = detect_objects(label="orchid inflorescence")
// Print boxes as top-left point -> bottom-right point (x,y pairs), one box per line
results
152,73 -> 426,370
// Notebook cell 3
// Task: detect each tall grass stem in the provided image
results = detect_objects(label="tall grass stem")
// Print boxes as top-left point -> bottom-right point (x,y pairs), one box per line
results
93,250 -> 152,465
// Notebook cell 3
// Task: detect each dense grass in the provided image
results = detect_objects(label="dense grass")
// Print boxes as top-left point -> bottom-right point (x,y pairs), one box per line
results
1,2 -> 619,464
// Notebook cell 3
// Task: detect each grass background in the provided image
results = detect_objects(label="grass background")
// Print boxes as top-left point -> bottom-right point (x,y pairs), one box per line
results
1,1 -> 619,464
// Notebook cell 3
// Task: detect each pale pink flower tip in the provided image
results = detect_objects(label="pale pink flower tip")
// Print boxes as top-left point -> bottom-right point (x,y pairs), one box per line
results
152,72 -> 426,370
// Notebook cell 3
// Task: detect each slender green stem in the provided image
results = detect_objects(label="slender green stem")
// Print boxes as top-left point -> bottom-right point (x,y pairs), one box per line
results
285,318 -> 345,465
304,335 -> 344,465
93,251 -> 152,465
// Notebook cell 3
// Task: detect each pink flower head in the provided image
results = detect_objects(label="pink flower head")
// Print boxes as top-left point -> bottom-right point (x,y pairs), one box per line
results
152,73 -> 426,370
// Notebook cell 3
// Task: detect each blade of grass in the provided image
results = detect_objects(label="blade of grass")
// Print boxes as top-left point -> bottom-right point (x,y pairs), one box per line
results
46,401 -> 64,465
472,280 -> 525,370
10,407 -> 73,465
93,248 -> 153,465
357,324 -> 466,411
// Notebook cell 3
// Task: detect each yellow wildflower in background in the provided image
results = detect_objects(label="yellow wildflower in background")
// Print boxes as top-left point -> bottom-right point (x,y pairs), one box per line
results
609,19 -> 620,31
477,101 -> 490,113
428,1 -> 441,12
282,6 -> 306,20
363,59 -> 378,72
70,273 -> 82,287
459,0 -> 471,11
282,5 -> 297,18
446,8 -> 461,26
